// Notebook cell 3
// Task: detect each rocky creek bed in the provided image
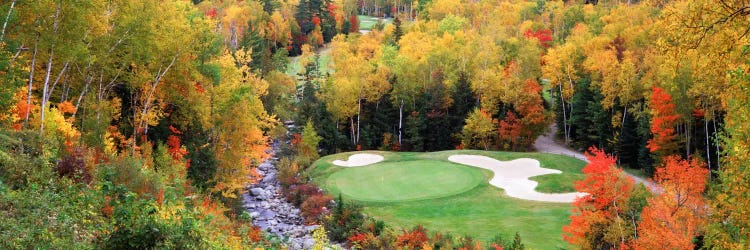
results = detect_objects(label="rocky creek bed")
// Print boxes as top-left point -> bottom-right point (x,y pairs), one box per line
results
242,142 -> 319,249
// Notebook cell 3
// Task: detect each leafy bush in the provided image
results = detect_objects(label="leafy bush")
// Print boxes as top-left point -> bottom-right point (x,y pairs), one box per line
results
395,225 -> 429,249
285,183 -> 323,206
300,194 -> 333,224
99,195 -> 205,249
100,157 -> 163,199
486,233 -> 525,250
0,180 -> 106,249
0,130 -> 51,189
325,195 -> 365,242
55,147 -> 92,184
277,157 -> 301,188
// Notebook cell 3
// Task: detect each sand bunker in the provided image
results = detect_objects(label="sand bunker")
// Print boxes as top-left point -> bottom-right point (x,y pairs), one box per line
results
332,153 -> 385,167
448,155 -> 588,203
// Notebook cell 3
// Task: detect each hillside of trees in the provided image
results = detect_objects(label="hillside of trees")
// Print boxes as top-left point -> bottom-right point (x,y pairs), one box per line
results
1,0 -> 749,249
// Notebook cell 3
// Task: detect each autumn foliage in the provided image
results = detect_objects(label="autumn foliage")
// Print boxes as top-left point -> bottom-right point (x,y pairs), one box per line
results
634,156 -> 708,249
647,87 -> 680,156
166,126 -> 188,162
524,29 -> 553,48
396,225 -> 429,248
563,147 -> 634,247
349,14 -> 359,33
498,111 -> 521,150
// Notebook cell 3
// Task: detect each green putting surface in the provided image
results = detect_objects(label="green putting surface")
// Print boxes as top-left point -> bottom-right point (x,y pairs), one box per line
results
326,160 -> 484,202
311,150 -> 587,249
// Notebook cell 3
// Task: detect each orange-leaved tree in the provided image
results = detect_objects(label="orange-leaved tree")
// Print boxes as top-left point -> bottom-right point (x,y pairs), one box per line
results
563,147 -> 636,249
633,156 -> 708,249
515,79 -> 550,148
498,111 -> 521,150
647,86 -> 681,160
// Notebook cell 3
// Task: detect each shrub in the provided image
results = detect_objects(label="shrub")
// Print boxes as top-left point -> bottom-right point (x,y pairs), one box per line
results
325,195 -> 365,242
100,196 -> 205,249
285,183 -> 323,206
455,235 -> 481,250
56,147 -> 92,184
0,179 -> 106,249
486,233 -> 525,250
277,157 -> 301,188
100,157 -> 164,200
431,232 -> 455,249
0,130 -> 51,189
348,232 -> 379,249
300,194 -> 332,224
396,225 -> 429,249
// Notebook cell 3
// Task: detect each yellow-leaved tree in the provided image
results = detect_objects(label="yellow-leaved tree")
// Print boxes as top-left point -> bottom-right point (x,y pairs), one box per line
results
210,49 -> 275,198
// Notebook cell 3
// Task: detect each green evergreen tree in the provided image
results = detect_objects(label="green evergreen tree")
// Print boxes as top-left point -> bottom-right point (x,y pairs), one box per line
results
617,107 -> 640,169
448,72 -> 476,148
404,112 -> 425,151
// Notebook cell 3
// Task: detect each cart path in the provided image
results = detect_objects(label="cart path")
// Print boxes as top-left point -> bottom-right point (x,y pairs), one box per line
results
534,125 -> 660,193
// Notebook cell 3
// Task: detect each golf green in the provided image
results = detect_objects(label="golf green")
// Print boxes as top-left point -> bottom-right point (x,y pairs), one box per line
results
327,160 -> 484,202
311,150 -> 587,249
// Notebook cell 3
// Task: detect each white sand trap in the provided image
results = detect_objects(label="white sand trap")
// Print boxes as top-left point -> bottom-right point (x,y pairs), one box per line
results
448,155 -> 588,203
332,153 -> 385,167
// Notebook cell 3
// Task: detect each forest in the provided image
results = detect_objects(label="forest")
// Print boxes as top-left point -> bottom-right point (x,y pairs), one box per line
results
0,0 -> 748,249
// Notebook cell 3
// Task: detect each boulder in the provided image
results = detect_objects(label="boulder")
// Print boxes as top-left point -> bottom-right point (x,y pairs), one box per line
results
250,188 -> 265,197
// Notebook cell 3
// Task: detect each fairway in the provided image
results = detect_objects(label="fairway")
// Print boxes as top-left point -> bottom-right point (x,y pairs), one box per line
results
311,150 -> 587,249
327,160 -> 484,202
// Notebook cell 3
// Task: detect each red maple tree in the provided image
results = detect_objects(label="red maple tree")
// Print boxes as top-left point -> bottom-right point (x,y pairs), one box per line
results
312,14 -> 321,26
647,86 -> 680,155
563,147 -> 634,246
633,156 -> 708,249
349,14 -> 359,33
167,125 -> 188,161
524,29 -> 553,48
498,111 -> 521,149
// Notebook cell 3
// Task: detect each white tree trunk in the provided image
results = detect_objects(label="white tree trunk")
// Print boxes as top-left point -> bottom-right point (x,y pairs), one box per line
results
39,50 -> 55,135
138,55 -> 178,136
356,96 -> 361,146
39,3 -> 62,135
705,112 -> 711,177
0,0 -> 16,42
24,41 -> 38,127
398,100 -> 403,145
559,84 -> 569,145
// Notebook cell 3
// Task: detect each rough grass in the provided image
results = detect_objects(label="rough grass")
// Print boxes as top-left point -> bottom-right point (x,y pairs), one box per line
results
310,150 -> 587,249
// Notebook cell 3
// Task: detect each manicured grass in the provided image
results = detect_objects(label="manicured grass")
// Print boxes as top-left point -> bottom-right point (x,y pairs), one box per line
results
310,150 -> 587,249
327,159 -> 485,202
285,46 -> 332,77
357,15 -> 393,31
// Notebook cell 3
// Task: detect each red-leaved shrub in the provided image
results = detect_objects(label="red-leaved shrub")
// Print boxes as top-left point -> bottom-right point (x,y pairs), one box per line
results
300,194 -> 332,224
396,225 -> 429,248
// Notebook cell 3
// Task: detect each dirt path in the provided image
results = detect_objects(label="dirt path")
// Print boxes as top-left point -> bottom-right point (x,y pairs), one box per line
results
534,125 -> 660,192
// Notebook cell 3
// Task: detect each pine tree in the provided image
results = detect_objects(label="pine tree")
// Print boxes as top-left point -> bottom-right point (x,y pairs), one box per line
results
392,16 -> 403,45
404,112 -> 425,151
448,72 -> 476,147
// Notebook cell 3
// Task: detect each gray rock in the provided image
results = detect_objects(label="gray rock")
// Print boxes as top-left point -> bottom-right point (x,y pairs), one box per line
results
251,188 -> 265,197
241,141 -> 334,248
304,225 -> 319,232
291,239 -> 304,250
263,172 -> 276,183
303,238 -> 315,249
